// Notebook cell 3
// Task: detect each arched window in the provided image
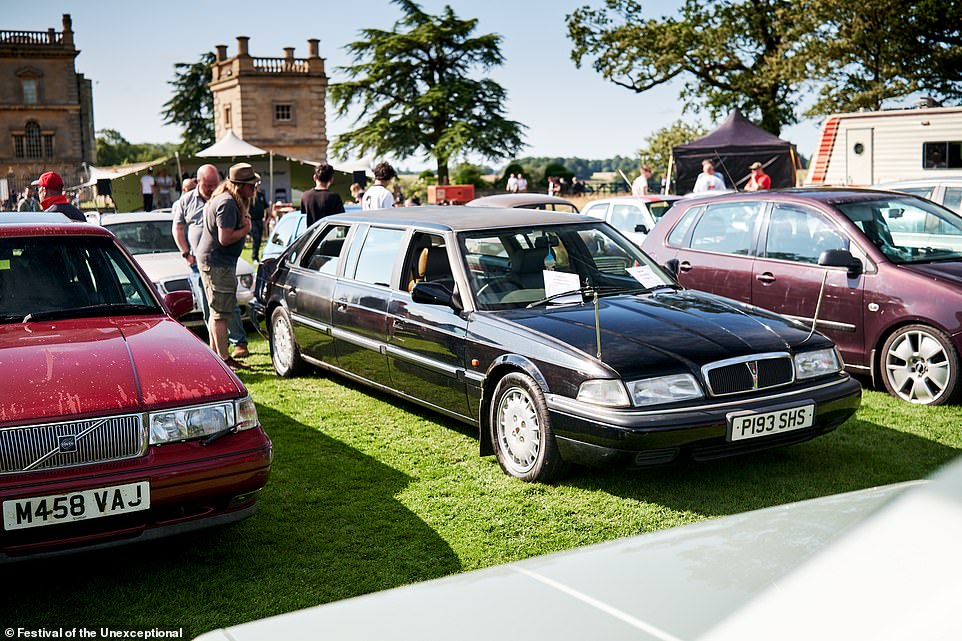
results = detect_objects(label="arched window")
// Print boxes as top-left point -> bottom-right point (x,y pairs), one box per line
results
24,121 -> 42,159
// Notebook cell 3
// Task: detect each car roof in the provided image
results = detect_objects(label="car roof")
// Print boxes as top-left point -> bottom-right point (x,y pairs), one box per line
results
324,205 -> 591,232
466,193 -> 578,208
675,187 -> 928,208
100,211 -> 175,225
584,195 -> 683,205
0,213 -> 112,238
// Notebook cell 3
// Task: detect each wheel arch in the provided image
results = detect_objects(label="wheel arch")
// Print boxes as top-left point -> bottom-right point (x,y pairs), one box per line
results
871,316 -> 958,383
478,355 -> 550,457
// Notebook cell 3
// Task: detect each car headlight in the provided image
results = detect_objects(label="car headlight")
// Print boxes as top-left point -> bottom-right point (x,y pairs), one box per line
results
238,274 -> 254,289
794,348 -> 842,380
148,396 -> 259,444
627,373 -> 703,407
576,379 -> 630,407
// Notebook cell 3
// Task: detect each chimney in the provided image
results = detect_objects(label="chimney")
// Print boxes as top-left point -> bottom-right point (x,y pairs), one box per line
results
61,14 -> 74,47
308,39 -> 319,58
283,47 -> 295,62
215,44 -> 228,62
236,36 -> 250,57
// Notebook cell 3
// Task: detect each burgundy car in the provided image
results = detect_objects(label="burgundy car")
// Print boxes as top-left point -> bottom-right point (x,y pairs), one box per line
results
643,188 -> 962,405
0,214 -> 272,560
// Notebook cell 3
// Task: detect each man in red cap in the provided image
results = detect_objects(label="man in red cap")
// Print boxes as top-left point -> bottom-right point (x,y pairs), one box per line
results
34,171 -> 85,222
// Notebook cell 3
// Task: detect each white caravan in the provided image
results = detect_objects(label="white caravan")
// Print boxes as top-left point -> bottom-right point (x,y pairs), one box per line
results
806,105 -> 962,186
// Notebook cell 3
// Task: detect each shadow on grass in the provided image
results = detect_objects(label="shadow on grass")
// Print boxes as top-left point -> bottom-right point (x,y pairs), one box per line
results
570,416 -> 960,517
0,405 -> 460,638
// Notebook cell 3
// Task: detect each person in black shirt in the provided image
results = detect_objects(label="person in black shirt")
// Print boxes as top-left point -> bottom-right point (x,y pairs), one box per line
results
300,163 -> 345,226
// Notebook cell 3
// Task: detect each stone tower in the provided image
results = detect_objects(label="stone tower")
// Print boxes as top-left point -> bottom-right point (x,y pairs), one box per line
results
209,36 -> 328,162
0,14 -> 95,198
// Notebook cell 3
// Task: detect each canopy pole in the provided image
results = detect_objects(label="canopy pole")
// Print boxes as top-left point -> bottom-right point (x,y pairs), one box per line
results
664,154 -> 674,195
175,152 -> 183,183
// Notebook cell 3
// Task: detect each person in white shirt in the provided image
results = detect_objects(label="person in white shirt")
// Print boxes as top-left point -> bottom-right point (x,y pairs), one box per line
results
516,173 -> 528,192
362,161 -> 397,210
140,167 -> 156,211
692,159 -> 726,193
506,173 -> 518,193
631,165 -> 653,196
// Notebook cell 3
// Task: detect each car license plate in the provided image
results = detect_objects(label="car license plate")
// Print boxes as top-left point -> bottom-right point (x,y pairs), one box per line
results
2,481 -> 150,531
727,404 -> 815,442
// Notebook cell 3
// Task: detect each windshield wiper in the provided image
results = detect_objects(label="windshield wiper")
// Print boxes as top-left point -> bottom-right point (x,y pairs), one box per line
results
23,303 -> 159,323
525,284 -> 659,309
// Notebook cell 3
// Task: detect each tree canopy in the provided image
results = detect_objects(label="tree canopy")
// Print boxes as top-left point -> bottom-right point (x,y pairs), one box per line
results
161,51 -> 215,155
96,129 -> 177,166
568,0 -> 962,130
329,0 -> 526,184
637,120 -> 707,180
567,0 -> 808,135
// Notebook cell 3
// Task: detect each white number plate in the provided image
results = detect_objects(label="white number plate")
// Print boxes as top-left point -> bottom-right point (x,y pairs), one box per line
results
727,404 -> 815,442
2,481 -> 150,531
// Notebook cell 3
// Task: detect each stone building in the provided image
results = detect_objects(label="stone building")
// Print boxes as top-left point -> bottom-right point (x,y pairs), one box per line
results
0,14 -> 95,202
209,36 -> 328,163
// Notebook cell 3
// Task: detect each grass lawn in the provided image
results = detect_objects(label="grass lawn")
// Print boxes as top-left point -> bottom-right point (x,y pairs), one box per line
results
4,334 -> 962,637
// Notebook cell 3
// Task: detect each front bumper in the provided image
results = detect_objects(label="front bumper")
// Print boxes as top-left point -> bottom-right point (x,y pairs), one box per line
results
546,374 -> 861,468
0,427 -> 272,561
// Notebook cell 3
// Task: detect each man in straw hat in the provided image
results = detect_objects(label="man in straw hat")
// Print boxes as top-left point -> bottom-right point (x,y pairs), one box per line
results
196,163 -> 256,369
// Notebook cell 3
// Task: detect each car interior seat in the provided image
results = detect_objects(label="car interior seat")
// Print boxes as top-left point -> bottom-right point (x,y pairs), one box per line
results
416,246 -> 453,290
509,246 -> 548,289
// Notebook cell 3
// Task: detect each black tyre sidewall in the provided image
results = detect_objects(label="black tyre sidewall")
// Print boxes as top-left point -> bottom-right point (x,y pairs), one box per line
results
489,372 -> 565,482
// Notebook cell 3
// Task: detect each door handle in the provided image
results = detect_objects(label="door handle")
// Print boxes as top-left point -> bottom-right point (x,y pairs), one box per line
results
335,303 -> 347,313
286,288 -> 297,301
756,272 -> 776,284
678,261 -> 692,273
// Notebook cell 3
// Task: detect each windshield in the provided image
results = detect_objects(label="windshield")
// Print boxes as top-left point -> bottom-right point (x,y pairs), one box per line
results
836,196 -> 962,264
460,222 -> 674,310
0,236 -> 160,323
108,220 -> 180,255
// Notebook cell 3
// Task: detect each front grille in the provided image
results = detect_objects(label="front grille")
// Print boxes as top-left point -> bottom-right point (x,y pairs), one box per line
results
164,277 -> 191,292
703,353 -> 794,396
0,414 -> 145,474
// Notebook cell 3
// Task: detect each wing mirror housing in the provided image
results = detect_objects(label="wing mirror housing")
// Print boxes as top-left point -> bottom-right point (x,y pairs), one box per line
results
412,281 -> 463,311
664,258 -> 680,275
818,249 -> 863,276
163,290 -> 194,319
634,224 -> 649,234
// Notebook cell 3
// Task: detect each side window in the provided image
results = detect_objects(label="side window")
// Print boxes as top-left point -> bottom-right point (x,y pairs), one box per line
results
667,206 -> 703,247
582,203 -> 608,220
301,225 -> 350,275
898,187 -> 935,200
609,204 -> 648,234
944,188 -> 962,214
351,227 -> 405,287
766,204 -> 848,264
689,202 -> 762,255
401,233 -> 451,292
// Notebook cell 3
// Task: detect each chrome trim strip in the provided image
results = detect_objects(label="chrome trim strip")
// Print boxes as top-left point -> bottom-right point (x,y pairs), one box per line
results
290,312 -> 332,335
330,327 -> 383,352
386,344 -> 459,377
546,377 -> 852,420
463,370 -> 485,384
783,315 -> 857,332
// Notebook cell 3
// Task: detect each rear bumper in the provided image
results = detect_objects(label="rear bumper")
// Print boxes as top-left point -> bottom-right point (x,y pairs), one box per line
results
0,427 -> 272,561
546,375 -> 861,468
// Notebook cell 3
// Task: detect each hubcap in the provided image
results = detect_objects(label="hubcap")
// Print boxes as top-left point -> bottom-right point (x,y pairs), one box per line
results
885,330 -> 951,403
272,315 -> 293,371
496,387 -> 541,475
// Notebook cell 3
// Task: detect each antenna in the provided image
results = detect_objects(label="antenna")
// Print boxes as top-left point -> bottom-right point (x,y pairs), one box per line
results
804,271 -> 829,343
593,288 -> 602,359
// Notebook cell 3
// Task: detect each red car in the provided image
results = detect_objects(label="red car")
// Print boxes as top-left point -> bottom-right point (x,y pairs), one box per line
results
0,214 -> 272,560
643,189 -> 962,405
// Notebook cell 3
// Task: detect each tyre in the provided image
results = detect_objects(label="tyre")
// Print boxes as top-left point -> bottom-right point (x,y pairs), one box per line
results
881,324 -> 959,405
489,372 -> 569,482
270,307 -> 306,377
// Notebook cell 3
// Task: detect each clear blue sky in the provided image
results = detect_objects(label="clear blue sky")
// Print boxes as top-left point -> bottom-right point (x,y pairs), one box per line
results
10,0 -> 824,167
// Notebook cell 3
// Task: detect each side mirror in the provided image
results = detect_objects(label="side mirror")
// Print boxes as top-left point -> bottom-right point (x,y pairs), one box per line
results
664,258 -> 680,276
818,249 -> 863,276
412,281 -> 463,312
634,224 -> 649,234
163,290 -> 194,319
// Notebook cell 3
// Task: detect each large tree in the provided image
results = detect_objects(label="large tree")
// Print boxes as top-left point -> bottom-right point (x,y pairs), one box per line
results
95,129 -> 177,166
803,0 -> 962,114
161,52 -> 215,154
637,120 -> 706,180
567,0 -> 811,135
329,0 -> 525,184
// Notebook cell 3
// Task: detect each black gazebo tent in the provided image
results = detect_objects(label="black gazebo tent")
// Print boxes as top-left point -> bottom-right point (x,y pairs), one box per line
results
671,110 -> 797,194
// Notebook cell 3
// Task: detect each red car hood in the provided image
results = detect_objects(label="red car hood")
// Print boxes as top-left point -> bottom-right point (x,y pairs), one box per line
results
0,316 -> 242,427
